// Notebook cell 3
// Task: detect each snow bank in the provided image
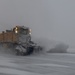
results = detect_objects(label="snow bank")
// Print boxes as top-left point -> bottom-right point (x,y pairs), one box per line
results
48,43 -> 69,53
32,37 -> 69,53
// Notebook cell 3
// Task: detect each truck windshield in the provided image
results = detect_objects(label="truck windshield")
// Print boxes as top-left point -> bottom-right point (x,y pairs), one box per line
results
21,28 -> 29,35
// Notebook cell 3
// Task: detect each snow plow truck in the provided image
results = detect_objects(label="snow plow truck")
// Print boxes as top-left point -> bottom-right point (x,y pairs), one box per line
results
0,26 -> 42,55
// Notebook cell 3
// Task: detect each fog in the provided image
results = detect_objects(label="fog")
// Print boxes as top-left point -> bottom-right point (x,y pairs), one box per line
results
0,0 -> 75,47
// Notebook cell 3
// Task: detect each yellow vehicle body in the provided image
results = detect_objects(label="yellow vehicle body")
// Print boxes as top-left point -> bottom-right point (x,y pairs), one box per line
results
0,31 -> 18,43
0,26 -> 31,44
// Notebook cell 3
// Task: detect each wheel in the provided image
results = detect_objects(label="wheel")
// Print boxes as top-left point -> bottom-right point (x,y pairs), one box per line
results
15,49 -> 20,56
26,46 -> 34,55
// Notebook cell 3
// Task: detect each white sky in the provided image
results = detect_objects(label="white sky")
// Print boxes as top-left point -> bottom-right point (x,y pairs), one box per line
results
0,0 -> 75,47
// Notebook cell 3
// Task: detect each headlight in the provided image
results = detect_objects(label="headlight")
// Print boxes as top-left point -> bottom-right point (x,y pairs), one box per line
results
15,30 -> 18,33
15,27 -> 18,33
29,32 -> 31,35
29,29 -> 31,34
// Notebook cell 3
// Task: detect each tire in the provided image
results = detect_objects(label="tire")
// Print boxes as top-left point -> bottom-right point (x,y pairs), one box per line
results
15,49 -> 20,56
24,47 -> 34,55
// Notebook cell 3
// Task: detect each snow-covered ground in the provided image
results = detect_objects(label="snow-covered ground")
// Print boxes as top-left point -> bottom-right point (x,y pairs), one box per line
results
0,52 -> 75,75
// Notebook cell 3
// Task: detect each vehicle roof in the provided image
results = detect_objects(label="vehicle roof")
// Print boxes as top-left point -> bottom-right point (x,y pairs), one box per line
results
16,26 -> 29,29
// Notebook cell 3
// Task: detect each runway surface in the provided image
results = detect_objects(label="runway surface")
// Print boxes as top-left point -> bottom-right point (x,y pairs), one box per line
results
0,53 -> 75,75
